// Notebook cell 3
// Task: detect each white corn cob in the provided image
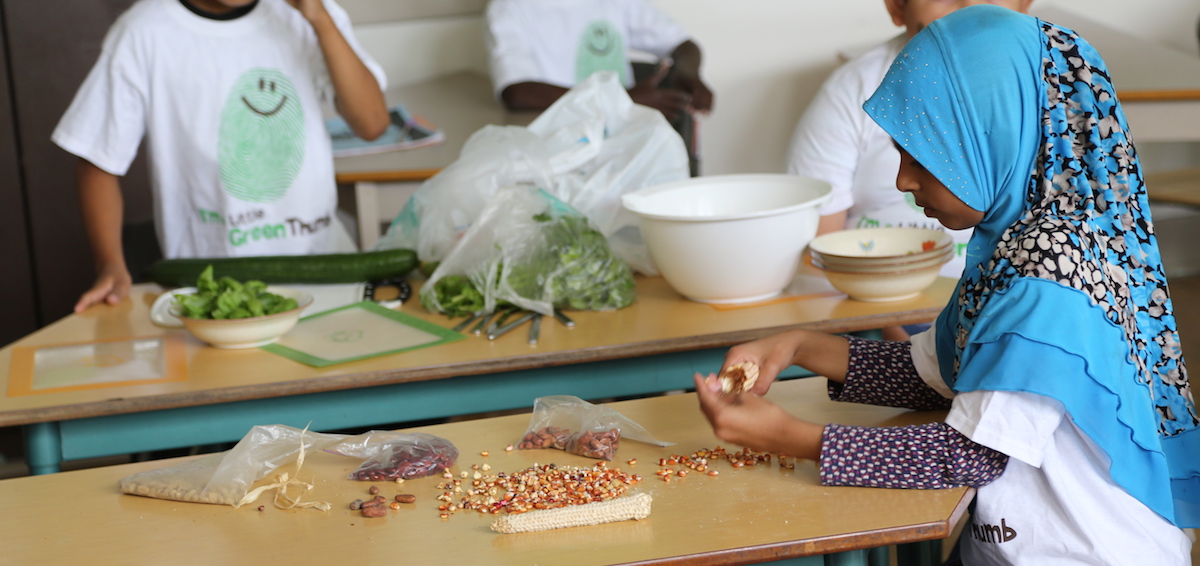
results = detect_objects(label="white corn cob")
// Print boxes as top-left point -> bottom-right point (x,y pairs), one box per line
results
490,492 -> 652,534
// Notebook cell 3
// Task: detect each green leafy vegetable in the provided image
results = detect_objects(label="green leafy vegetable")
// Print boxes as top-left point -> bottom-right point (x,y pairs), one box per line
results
421,273 -> 486,318
421,208 -> 636,317
173,265 -> 298,320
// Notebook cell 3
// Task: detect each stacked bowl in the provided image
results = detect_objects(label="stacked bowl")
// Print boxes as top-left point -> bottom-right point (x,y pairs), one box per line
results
808,227 -> 954,302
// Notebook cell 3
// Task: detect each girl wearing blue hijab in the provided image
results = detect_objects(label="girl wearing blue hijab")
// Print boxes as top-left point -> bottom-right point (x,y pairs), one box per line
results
695,6 -> 1199,563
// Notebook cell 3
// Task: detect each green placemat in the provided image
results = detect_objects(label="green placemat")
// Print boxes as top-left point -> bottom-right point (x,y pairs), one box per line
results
261,302 -> 464,367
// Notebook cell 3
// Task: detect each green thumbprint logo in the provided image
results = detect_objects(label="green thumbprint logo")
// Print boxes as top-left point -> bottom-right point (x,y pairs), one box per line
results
575,20 -> 627,84
218,68 -> 305,203
904,192 -> 922,212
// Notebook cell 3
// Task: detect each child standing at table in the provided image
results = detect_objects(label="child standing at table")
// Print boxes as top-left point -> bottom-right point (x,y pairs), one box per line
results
484,0 -> 712,175
485,0 -> 712,122
698,6 -> 1199,564
54,0 -> 389,312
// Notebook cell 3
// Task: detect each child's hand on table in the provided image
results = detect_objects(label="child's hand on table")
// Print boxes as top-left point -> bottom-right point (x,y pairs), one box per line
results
693,373 -> 824,461
74,263 -> 132,313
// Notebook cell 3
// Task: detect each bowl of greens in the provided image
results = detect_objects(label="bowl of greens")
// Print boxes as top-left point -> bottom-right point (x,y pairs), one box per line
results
150,266 -> 313,349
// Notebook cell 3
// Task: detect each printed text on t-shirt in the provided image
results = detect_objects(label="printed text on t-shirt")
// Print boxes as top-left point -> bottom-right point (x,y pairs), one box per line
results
970,518 -> 1017,544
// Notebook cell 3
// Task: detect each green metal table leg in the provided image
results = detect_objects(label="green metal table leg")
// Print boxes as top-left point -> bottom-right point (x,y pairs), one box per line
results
23,422 -> 63,475
867,546 -> 890,566
896,540 -> 942,566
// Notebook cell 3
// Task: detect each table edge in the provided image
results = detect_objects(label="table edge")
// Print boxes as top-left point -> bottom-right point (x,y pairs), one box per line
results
0,307 -> 940,426
614,487 -> 974,565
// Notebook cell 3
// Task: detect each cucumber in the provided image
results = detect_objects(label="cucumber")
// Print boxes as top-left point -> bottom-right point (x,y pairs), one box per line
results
146,249 -> 419,287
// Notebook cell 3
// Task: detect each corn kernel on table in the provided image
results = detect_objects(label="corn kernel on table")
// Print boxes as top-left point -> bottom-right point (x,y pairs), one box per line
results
0,274 -> 954,476
0,378 -> 971,566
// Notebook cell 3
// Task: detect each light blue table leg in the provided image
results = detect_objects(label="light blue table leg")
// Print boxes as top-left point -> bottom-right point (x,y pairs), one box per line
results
823,549 -> 869,566
867,546 -> 890,566
23,422 -> 62,475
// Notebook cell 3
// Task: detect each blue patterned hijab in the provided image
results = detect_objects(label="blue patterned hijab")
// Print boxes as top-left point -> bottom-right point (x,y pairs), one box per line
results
864,6 -> 1200,527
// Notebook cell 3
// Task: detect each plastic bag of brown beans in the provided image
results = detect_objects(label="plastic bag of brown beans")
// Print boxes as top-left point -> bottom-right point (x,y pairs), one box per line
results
331,432 -> 459,481
516,395 -> 673,460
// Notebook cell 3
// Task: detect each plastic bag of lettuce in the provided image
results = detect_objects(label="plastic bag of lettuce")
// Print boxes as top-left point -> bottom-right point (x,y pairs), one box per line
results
173,265 -> 299,319
420,185 -> 636,317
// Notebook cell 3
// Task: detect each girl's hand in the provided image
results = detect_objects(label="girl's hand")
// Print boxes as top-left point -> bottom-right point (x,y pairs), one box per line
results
693,373 -> 823,460
721,331 -> 805,396
719,330 -> 851,396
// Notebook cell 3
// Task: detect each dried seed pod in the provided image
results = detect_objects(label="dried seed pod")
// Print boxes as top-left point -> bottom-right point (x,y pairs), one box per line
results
717,361 -> 760,394
349,499 -> 364,510
395,494 -> 417,504
368,485 -> 380,495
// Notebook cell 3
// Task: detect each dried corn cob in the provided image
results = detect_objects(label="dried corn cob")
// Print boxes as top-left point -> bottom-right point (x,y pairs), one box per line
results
490,492 -> 652,534
717,361 -> 759,394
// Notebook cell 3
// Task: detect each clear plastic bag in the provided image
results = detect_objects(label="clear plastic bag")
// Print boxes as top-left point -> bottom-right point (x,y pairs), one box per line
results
118,425 -> 459,508
327,431 -> 459,481
118,425 -> 343,508
418,185 -> 636,317
374,71 -> 689,276
515,395 -> 673,461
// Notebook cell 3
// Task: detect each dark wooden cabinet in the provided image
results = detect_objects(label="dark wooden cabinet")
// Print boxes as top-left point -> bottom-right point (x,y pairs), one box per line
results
1,0 -> 153,345
0,17 -> 36,347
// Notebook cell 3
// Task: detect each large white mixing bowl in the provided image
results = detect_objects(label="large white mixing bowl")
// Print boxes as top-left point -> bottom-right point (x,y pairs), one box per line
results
621,174 -> 832,304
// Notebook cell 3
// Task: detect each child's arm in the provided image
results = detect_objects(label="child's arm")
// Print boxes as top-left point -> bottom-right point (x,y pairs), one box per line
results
666,40 -> 712,114
626,62 -> 694,122
500,82 -> 571,112
290,0 -> 389,141
829,336 -> 953,411
75,159 -> 132,313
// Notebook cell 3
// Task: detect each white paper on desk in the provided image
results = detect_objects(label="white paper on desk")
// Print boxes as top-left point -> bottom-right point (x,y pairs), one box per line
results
30,338 -> 168,390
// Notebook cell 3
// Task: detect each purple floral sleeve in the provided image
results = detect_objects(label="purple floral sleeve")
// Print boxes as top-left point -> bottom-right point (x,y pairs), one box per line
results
829,336 -> 952,411
815,337 -> 1008,488
819,422 -> 1009,489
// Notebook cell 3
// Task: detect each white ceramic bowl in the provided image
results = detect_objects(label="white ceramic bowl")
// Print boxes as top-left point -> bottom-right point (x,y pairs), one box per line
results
816,263 -> 943,302
809,227 -> 953,265
621,174 -> 832,304
811,244 -> 954,274
150,286 -> 313,349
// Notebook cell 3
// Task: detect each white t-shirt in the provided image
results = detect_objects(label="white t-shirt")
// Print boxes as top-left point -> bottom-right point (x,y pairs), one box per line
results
787,35 -> 971,277
486,0 -> 690,97
909,330 -> 1192,565
52,0 -> 385,258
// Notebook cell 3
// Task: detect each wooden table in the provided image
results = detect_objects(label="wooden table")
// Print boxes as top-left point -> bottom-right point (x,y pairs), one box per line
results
1,273 -> 954,475
0,378 -> 971,566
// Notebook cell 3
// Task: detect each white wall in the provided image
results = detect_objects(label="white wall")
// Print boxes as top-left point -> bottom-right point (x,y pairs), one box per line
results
350,1 -> 1200,175
657,0 -> 1200,175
